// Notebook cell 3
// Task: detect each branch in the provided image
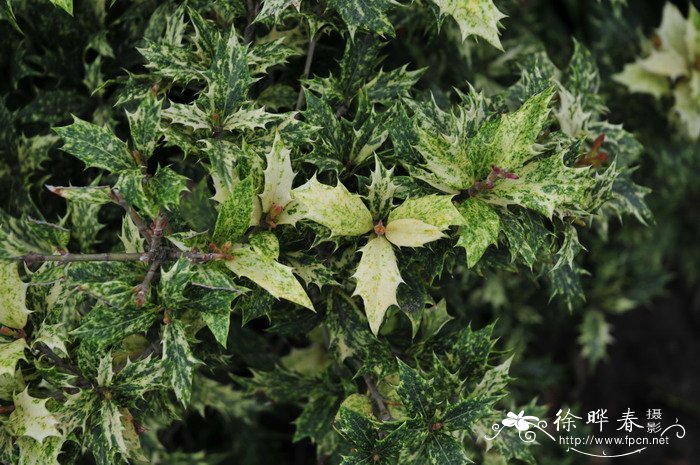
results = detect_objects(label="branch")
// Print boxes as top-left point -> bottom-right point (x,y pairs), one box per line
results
109,189 -> 152,243
296,34 -> 319,110
134,213 -> 167,308
243,0 -> 260,44
12,250 -> 230,264
363,373 -> 393,421
34,342 -> 83,378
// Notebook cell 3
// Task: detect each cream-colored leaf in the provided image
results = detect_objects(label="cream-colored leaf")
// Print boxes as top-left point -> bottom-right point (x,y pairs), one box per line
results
291,176 -> 373,236
388,194 -> 464,230
0,338 -> 27,378
9,388 -> 61,444
0,261 -> 31,328
432,0 -> 506,50
638,49 -> 688,80
352,235 -> 404,335
225,245 -> 313,310
613,62 -> 670,99
260,132 -> 295,214
673,80 -> 700,138
385,219 -> 445,247
658,3 -> 689,57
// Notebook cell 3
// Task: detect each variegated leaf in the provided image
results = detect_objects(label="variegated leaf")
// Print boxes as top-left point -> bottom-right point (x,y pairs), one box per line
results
291,176 -> 373,236
0,261 -> 31,328
8,389 -> 61,444
54,117 -> 133,172
163,320 -> 200,406
260,132 -> 295,214
352,235 -> 403,335
456,198 -> 500,267
225,245 -> 314,310
431,0 -> 506,50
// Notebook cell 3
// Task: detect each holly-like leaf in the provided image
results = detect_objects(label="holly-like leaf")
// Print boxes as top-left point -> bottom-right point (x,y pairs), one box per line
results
46,185 -> 112,204
225,245 -> 314,310
578,311 -> 613,367
162,320 -> 200,406
327,0 -> 394,38
205,29 -> 252,122
126,94 -> 162,159
213,176 -> 256,245
159,258 -> 195,307
456,198 -> 500,267
425,433 -> 471,465
49,0 -> 72,15
292,176 -> 373,237
431,0 -> 506,50
54,117 -> 133,172
385,219 -> 445,248
0,262 -> 31,328
260,132 -> 295,214
353,235 -> 404,335
15,436 -> 65,465
388,195 -> 464,231
8,388 -> 61,444
0,339 -> 27,383
367,157 -> 397,221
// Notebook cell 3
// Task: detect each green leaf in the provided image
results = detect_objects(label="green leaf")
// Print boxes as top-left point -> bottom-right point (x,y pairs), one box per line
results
431,0 -> 506,50
0,262 -> 31,328
456,198 -> 501,267
441,396 -> 492,431
49,0 -> 73,15
205,29 -> 252,121
126,94 -> 162,159
367,157 -> 397,221
111,356 -> 164,400
249,231 -> 280,259
327,0 -> 394,38
213,176 -> 256,245
163,320 -> 200,406
396,359 -> 434,420
159,258 -> 195,307
73,305 -> 158,350
472,357 -> 512,398
46,185 -> 112,204
486,151 -> 594,218
292,176 -> 373,236
578,311 -> 613,367
149,166 -> 189,211
16,436 -> 65,465
225,245 -> 314,310
353,235 -> 403,335
196,290 -> 236,347
8,388 -> 61,444
286,252 -> 338,289
88,399 -> 128,465
54,117 -> 133,172
425,433 -> 471,465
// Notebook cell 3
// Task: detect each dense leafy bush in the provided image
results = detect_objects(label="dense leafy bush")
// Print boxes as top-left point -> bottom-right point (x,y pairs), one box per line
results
0,0 -> 696,464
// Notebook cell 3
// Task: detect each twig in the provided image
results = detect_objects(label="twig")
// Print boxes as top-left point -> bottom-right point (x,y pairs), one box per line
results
243,0 -> 260,44
296,34 -> 319,110
34,343 -> 83,378
15,252 -> 150,264
12,250 -> 230,264
363,373 -> 393,421
109,189 -> 152,243
134,259 -> 161,308
134,213 -> 167,308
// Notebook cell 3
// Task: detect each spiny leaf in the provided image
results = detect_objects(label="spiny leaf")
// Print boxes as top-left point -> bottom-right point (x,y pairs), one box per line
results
292,176 -> 373,237
456,198 -> 500,268
163,320 -> 200,406
0,261 -> 31,328
352,235 -> 404,335
8,389 -> 61,444
213,176 -> 256,245
431,0 -> 506,50
225,245 -> 314,310
260,132 -> 295,214
54,117 -> 133,172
